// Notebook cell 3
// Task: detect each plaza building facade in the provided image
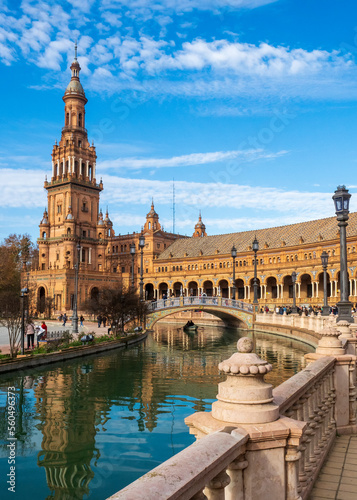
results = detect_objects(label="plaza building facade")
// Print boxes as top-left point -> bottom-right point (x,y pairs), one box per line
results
147,213 -> 357,310
28,51 -> 357,314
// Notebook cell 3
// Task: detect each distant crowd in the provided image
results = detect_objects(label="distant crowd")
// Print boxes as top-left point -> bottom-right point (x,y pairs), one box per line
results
260,305 -> 357,315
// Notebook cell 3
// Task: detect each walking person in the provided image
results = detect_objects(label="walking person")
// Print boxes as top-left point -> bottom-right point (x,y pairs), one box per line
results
102,316 -> 107,328
26,321 -> 35,349
80,315 -> 84,327
41,321 -> 48,340
62,313 -> 67,326
97,314 -> 102,328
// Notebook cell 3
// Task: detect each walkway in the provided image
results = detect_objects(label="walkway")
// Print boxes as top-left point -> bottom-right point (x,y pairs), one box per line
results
309,434 -> 357,500
0,320 -> 110,354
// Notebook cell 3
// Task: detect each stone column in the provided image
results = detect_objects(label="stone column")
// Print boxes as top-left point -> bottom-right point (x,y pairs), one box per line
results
51,160 -> 55,178
298,282 -> 301,299
86,160 -> 89,178
264,284 -> 267,299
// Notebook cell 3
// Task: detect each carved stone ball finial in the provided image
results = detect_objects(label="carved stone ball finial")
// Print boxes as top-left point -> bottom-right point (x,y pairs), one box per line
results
213,337 -> 279,424
237,337 -> 254,353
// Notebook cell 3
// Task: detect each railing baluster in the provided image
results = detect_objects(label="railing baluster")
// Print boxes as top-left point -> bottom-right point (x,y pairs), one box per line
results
204,470 -> 230,500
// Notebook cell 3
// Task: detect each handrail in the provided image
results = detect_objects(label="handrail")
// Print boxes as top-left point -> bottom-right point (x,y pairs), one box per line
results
147,296 -> 253,313
107,429 -> 248,500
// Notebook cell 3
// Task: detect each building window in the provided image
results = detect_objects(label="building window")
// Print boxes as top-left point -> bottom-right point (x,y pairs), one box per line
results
113,267 -> 117,273
122,266 -> 125,273
57,205 -> 62,214
41,263 -> 45,270
157,243 -> 160,248
56,253 -> 59,261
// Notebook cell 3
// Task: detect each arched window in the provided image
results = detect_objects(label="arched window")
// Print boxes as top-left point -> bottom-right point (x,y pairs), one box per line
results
67,228 -> 71,236
78,113 -> 82,127
42,231 -> 46,239
66,112 -> 69,125
148,222 -> 151,229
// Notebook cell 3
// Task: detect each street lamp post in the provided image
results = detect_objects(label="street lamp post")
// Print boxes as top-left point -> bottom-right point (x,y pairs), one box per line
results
72,242 -> 81,334
332,185 -> 353,323
231,245 -> 237,300
139,234 -> 145,300
321,251 -> 330,316
252,237 -> 259,309
20,287 -> 29,355
291,271 -> 298,314
130,243 -> 136,290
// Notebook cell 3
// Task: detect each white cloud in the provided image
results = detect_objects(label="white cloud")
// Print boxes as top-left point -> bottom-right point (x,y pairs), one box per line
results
98,148 -> 287,170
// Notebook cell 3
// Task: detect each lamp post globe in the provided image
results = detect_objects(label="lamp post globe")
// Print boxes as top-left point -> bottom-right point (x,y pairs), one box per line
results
139,235 -> 145,300
252,237 -> 259,309
321,251 -> 330,316
231,245 -> 237,300
130,242 -> 136,290
332,185 -> 353,323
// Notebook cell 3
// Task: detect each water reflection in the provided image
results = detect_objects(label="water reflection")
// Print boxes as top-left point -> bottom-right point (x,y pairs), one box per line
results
0,325 -> 314,499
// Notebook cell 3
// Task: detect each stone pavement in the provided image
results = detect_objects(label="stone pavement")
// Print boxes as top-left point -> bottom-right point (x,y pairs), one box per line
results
309,435 -> 357,500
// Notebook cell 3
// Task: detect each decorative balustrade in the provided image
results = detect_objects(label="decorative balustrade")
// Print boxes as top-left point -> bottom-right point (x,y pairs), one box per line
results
273,357 -> 336,498
255,311 -> 335,333
108,429 -> 248,500
147,296 -> 253,313
107,327 -> 357,500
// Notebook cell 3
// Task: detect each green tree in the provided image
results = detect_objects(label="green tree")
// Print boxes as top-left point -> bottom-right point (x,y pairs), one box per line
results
0,234 -> 38,356
85,286 -> 147,335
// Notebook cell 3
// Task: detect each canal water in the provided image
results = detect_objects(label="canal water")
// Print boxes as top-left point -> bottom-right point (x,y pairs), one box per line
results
0,324 -> 314,499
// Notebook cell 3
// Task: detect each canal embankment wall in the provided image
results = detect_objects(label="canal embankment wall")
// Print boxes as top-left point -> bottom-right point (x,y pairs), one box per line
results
254,321 -> 320,348
0,331 -> 148,375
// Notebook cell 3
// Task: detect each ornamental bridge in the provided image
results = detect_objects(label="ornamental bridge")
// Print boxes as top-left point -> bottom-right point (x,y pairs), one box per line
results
146,296 -> 255,330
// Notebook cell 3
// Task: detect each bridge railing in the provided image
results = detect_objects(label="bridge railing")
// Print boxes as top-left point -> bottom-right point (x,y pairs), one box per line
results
147,296 -> 253,313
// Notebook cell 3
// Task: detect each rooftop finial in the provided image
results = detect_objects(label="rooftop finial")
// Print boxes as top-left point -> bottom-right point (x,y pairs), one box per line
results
74,40 -> 78,60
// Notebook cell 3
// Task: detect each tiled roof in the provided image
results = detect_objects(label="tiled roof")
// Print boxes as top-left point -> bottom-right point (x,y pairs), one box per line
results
157,212 -> 357,260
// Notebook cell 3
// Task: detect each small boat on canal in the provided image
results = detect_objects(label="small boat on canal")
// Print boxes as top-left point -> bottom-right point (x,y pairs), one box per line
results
183,321 -> 198,332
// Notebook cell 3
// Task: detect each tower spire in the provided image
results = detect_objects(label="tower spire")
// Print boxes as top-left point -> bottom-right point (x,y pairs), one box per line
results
74,40 -> 78,60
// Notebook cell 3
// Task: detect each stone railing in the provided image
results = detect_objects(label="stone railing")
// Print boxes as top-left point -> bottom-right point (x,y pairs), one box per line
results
108,429 -> 249,500
255,311 -> 336,333
273,357 -> 336,498
147,296 -> 253,313
108,327 -> 357,500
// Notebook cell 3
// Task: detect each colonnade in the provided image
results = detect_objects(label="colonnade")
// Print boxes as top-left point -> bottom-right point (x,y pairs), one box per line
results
148,277 -> 357,303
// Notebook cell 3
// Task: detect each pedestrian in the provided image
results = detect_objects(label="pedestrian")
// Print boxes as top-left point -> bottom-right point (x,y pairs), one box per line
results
62,313 -> 67,326
26,321 -> 35,349
80,315 -> 84,327
41,321 -> 48,340
103,316 -> 107,327
97,314 -> 102,327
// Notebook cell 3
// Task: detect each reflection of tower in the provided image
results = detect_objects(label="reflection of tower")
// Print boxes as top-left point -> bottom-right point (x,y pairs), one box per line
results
34,369 -> 100,500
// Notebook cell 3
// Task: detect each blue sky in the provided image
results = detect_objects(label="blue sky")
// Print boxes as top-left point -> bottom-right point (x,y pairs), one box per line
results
1,0 -> 357,242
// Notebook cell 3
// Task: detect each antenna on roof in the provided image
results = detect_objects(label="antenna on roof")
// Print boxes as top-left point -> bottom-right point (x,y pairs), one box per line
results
74,39 -> 78,60
172,178 -> 175,234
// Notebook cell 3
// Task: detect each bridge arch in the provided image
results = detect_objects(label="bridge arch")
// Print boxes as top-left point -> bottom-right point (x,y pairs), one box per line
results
146,299 -> 253,331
